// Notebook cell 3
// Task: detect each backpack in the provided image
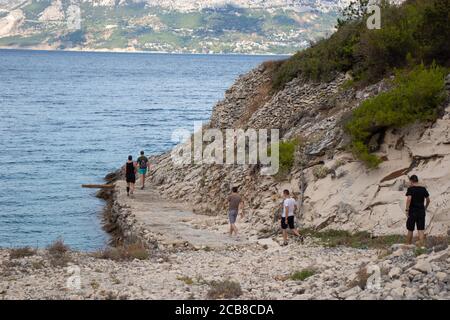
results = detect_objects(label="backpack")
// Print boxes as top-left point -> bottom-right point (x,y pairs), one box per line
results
138,157 -> 148,169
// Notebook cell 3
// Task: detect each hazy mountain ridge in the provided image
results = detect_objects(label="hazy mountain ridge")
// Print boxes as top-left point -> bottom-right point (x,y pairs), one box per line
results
0,0 -> 347,53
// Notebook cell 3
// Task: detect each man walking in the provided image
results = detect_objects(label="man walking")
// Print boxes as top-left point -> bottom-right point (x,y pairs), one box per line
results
137,151 -> 150,190
281,189 -> 303,246
405,175 -> 430,247
125,155 -> 137,197
228,187 -> 244,236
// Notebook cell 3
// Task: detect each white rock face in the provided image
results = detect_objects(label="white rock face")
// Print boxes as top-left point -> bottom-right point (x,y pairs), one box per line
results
0,9 -> 24,37
149,64 -> 450,237
39,0 -> 65,22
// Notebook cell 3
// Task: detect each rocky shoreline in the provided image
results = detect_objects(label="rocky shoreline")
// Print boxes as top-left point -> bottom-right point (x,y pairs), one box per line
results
1,62 -> 449,300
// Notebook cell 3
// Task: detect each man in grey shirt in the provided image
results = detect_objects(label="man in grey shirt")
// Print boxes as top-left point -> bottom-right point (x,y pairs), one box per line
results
228,186 -> 244,236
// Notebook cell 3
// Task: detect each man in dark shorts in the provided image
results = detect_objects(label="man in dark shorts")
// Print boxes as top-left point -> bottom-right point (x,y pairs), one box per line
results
228,187 -> 244,236
125,155 -> 137,197
405,175 -> 430,247
137,151 -> 150,190
281,190 -> 303,246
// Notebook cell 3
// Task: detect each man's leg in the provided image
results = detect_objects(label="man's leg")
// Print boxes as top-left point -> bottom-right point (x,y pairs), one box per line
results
229,223 -> 233,236
141,172 -> 146,189
406,214 -> 414,244
416,213 -> 426,247
126,183 -> 130,196
406,231 -> 413,245
130,183 -> 135,195
417,230 -> 425,247
282,229 -> 288,243
233,223 -> 238,235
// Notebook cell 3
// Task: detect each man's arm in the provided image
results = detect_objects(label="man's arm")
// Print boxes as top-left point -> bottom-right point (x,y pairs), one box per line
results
425,197 -> 430,210
239,199 -> 244,217
284,205 -> 289,222
405,196 -> 411,217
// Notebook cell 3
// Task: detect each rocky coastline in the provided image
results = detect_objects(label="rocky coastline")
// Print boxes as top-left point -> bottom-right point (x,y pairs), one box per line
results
1,61 -> 449,300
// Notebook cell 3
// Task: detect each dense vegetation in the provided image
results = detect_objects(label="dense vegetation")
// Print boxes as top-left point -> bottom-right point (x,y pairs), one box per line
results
271,0 -> 449,168
346,64 -> 447,167
272,0 -> 450,89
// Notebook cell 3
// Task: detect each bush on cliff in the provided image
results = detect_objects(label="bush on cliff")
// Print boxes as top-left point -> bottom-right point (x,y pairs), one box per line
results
345,64 -> 447,167
272,0 -> 450,90
269,138 -> 299,179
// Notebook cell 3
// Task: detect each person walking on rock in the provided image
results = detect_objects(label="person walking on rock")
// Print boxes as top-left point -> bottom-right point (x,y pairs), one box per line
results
405,175 -> 430,247
137,151 -> 150,190
228,187 -> 244,236
125,155 -> 137,197
281,189 -> 303,246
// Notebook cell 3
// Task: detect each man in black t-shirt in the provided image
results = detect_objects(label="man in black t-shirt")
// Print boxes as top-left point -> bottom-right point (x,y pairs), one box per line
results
405,175 -> 430,247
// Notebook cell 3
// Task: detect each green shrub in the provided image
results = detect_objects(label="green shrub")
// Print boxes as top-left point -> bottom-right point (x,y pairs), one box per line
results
301,228 -> 404,249
414,247 -> 428,257
206,280 -> 242,299
345,64 -> 447,167
271,0 -> 450,90
9,247 -> 36,259
313,165 -> 330,179
290,269 -> 316,281
177,276 -> 194,285
47,238 -> 72,267
269,138 -> 299,179
94,242 -> 149,261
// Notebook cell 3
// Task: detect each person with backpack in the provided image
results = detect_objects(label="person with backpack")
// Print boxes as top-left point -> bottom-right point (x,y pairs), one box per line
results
137,151 -> 150,190
405,175 -> 430,247
125,155 -> 137,197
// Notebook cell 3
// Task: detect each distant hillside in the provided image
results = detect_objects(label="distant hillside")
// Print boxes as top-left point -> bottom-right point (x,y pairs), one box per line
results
0,0 -> 349,54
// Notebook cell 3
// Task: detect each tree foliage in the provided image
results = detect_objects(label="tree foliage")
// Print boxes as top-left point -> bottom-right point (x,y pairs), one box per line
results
345,64 -> 447,167
272,0 -> 450,90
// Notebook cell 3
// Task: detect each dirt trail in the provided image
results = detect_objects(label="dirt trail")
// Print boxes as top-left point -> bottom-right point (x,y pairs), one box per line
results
115,180 -> 248,248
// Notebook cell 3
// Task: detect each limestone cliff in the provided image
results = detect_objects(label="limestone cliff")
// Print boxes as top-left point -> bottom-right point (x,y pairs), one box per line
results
149,64 -> 450,237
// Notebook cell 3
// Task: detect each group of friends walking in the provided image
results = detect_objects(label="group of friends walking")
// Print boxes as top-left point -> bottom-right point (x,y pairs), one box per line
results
124,152 -> 431,247
125,151 -> 150,196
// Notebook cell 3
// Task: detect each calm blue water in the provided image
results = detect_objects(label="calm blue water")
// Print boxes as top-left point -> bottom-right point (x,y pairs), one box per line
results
0,49 -> 279,250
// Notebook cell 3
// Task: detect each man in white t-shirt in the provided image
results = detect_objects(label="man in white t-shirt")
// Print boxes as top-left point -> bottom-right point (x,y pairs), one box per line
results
281,189 -> 303,246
